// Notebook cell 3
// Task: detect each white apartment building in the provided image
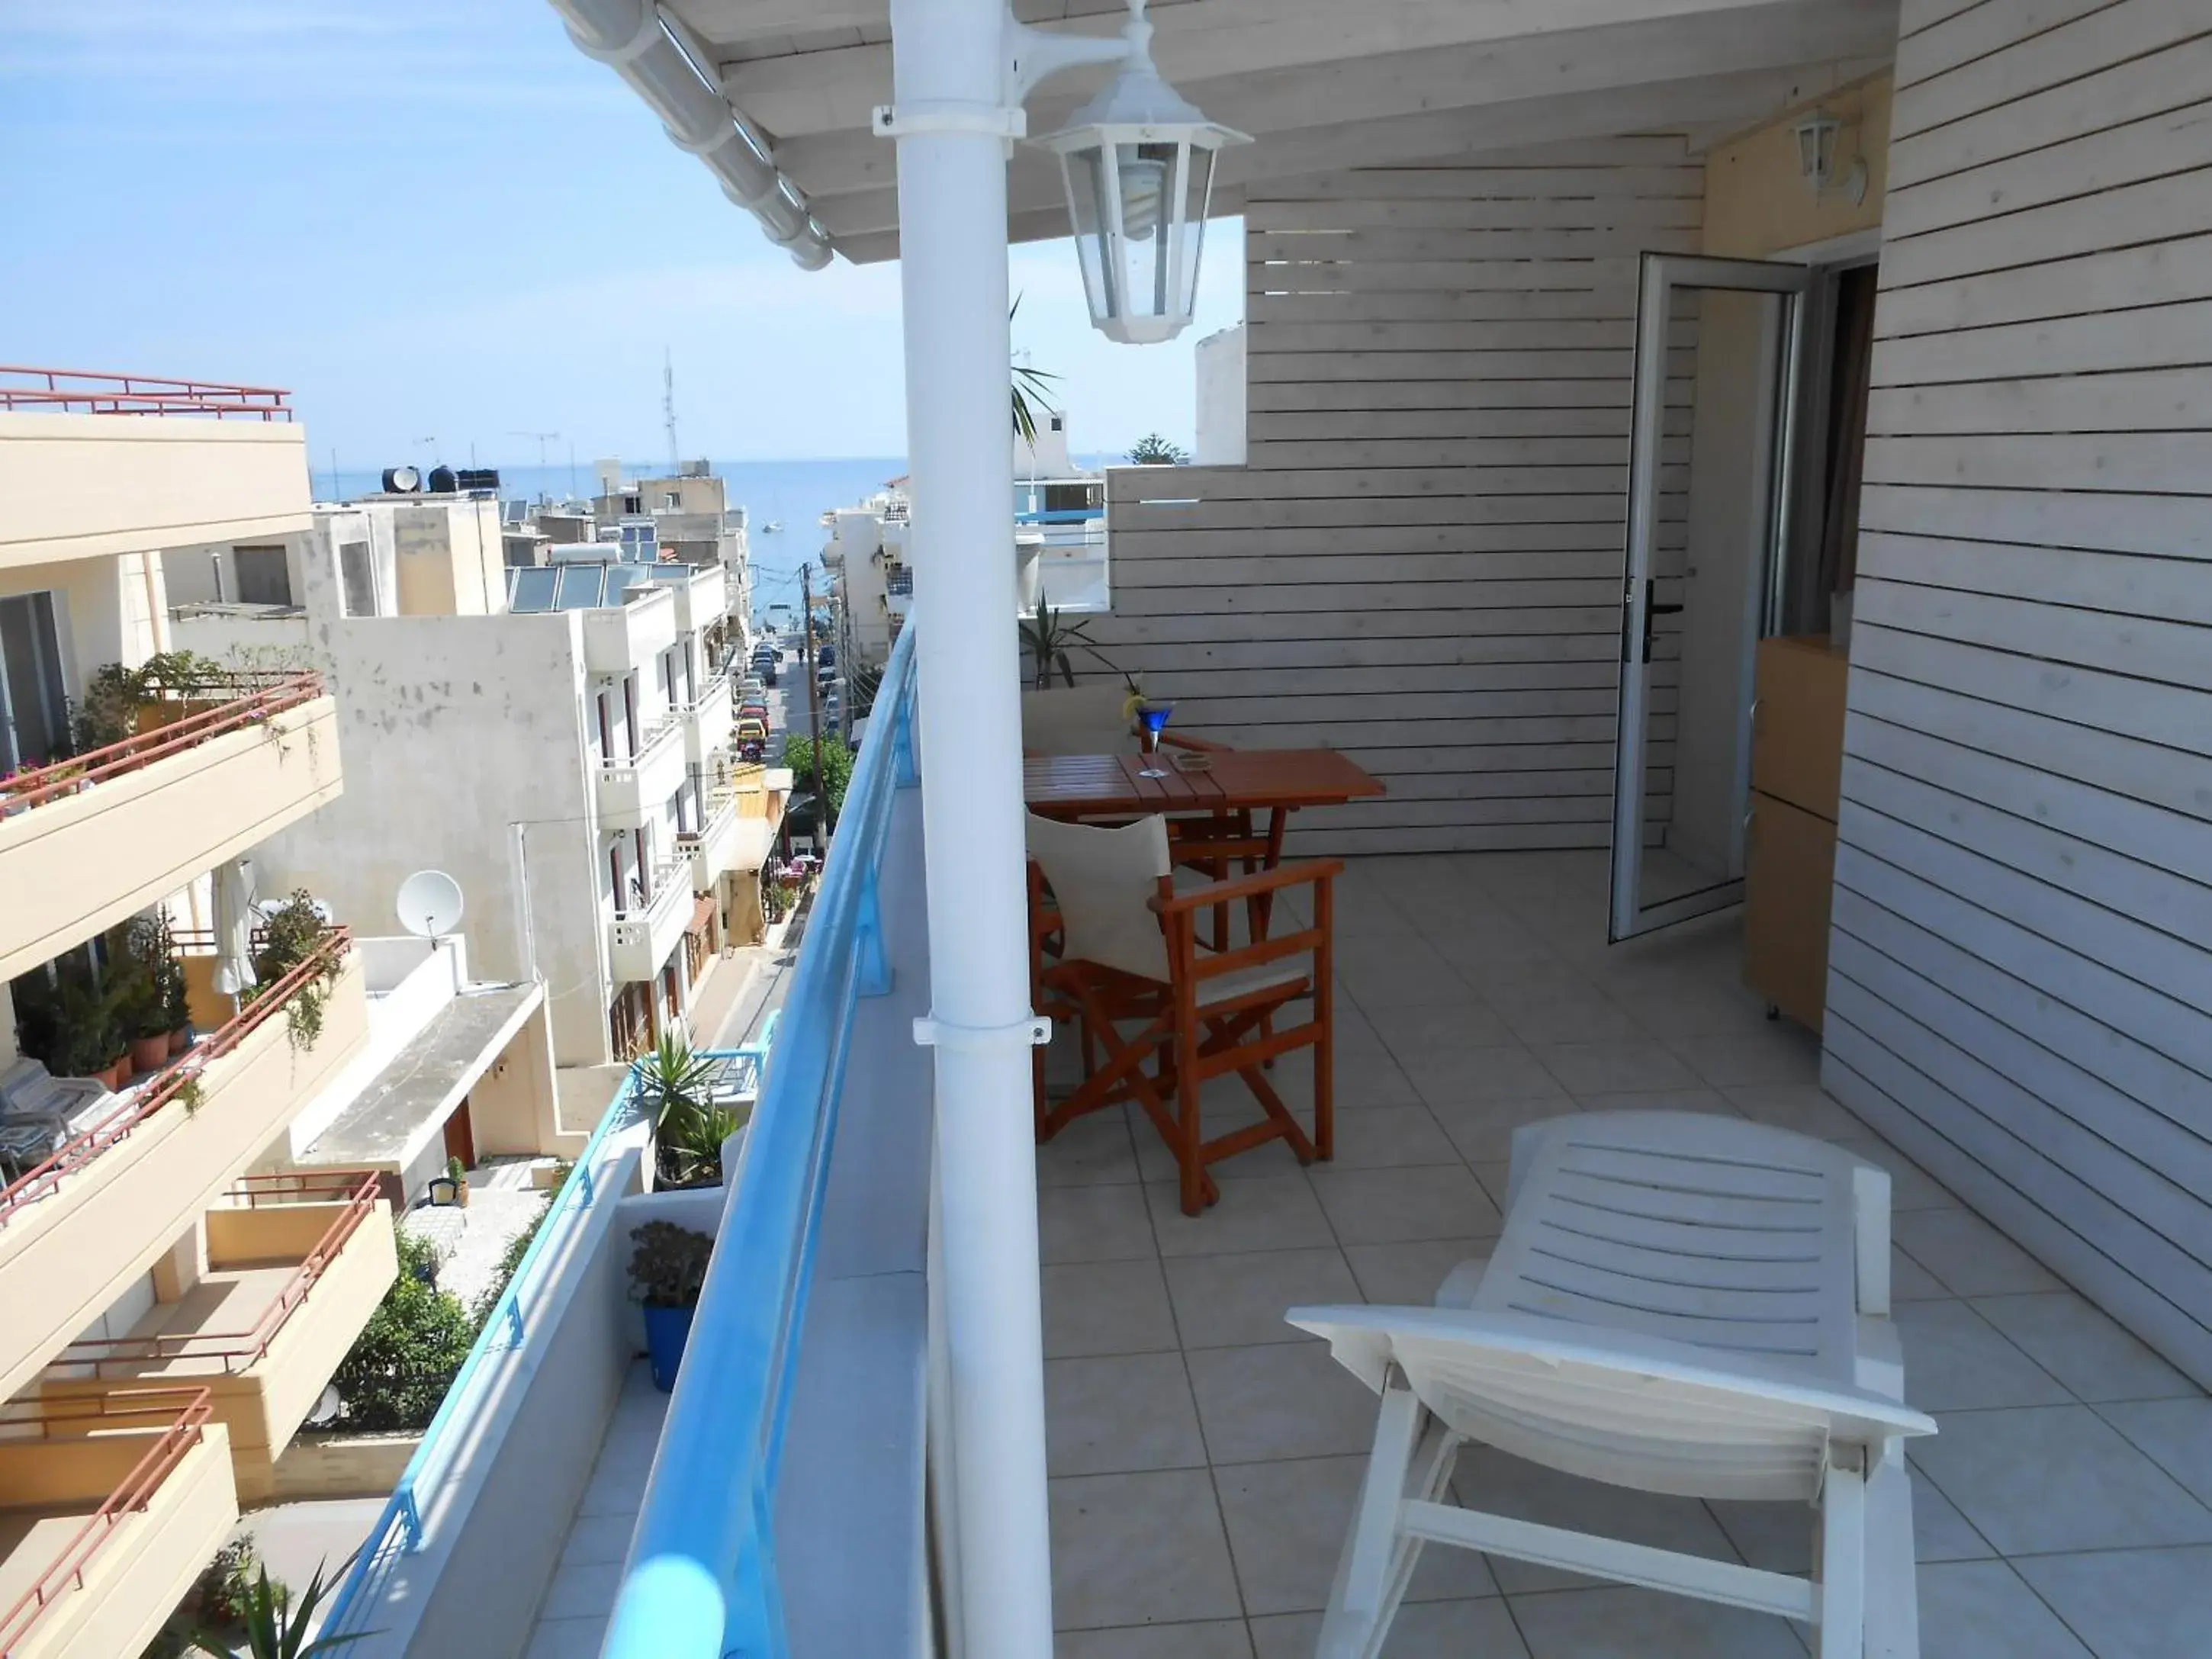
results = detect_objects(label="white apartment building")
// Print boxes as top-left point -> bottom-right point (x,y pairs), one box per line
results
168,496 -> 780,1106
589,458 -> 754,633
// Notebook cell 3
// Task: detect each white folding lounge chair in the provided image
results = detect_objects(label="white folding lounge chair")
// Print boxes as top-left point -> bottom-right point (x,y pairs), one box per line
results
1291,1110 -> 1937,1657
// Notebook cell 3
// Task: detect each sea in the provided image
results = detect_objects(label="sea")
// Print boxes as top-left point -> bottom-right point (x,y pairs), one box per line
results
322,452 -> 1118,624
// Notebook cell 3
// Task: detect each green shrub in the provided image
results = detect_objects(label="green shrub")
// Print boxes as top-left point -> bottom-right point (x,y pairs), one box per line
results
330,1233 -> 474,1432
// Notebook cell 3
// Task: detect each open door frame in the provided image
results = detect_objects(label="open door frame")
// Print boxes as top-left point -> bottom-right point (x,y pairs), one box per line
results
1609,252 -> 1811,943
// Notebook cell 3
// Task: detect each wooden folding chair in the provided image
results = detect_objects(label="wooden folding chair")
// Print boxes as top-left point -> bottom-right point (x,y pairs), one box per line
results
1026,812 -> 1340,1216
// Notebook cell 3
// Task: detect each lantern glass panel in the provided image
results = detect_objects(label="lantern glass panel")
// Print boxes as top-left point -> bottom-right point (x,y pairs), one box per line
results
1063,144 -> 1115,325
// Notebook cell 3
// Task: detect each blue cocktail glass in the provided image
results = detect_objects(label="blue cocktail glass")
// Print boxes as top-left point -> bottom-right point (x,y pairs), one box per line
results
1137,701 -> 1174,777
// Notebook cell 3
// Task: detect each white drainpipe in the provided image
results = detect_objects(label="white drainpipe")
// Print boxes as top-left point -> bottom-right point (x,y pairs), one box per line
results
548,0 -> 834,270
885,0 -> 1056,1651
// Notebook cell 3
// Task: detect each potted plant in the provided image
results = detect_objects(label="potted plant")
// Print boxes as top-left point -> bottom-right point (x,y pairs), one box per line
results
445,1154 -> 469,1209
252,889 -> 343,1053
629,1220 -> 713,1391
119,963 -> 172,1076
45,969 -> 129,1090
638,1034 -> 748,1187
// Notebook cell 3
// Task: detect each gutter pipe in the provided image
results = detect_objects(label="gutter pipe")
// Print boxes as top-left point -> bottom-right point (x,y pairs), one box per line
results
548,0 -> 835,269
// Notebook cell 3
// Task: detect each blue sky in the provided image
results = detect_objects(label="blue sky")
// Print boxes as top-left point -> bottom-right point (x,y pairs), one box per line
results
0,0 -> 1243,467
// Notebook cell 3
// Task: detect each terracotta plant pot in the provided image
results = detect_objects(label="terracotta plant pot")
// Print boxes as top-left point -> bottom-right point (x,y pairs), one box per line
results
168,1026 -> 191,1056
128,1034 -> 170,1075
98,1057 -> 131,1092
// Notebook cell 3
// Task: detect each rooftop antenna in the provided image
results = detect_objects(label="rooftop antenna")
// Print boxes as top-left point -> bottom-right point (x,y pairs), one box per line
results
663,348 -> 680,474
511,430 -> 561,501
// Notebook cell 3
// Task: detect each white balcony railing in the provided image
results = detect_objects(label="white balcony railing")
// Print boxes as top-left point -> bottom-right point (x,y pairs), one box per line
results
595,718 -> 685,831
607,854 -> 691,982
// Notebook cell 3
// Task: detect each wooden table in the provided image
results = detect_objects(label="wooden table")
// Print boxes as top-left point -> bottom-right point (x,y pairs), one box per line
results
1026,748 -> 1384,940
1024,748 -> 1384,821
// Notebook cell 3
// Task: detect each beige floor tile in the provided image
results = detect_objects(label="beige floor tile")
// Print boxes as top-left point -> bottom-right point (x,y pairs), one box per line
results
1892,1208 -> 2064,1297
1916,1559 -> 2093,1658
1719,1082 -> 1865,1140
1567,1088 -> 1735,1118
555,1513 -> 635,1572
1214,1455 -> 1498,1616
1043,1259 -> 1182,1359
1890,1299 -> 2073,1411
1450,1445 -> 1742,1595
1148,1175 -> 1336,1258
1709,1462 -> 1994,1571
1400,1045 -> 1571,1109
1532,1040 -> 1702,1095
2014,1543 -> 2212,1659
1364,1001 -> 1516,1057
1912,1405 -> 2212,1555
1341,1238 -> 1496,1307
524,1619 -> 609,1659
1664,1025 -> 1821,1088
1310,1104 -> 1462,1169
1504,1585 -> 1805,1657
1426,1096 -> 1580,1165
1185,1340 -> 1381,1465
1249,1597 -> 1529,1658
1040,1108 -> 1144,1187
1484,987 -> 1646,1046
1969,1291 -> 2197,1402
1047,1352 -> 1209,1477
1050,1468 -> 1244,1630
1307,1165 -> 1500,1244
1056,1622 -> 1256,1658
536,1558 -> 622,1622
1163,1247 -> 1362,1349
1044,1182 -> 1164,1265
1891,1246 -> 1951,1301
2097,1397 -> 2212,1506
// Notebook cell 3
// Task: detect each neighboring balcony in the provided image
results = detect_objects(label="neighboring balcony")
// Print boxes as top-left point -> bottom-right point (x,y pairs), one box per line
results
0,676 -> 342,982
608,857 -> 690,982
580,584 -> 677,677
0,380 -> 309,571
41,1172 -> 398,1503
648,560 -> 729,632
685,674 -> 735,766
0,937 -> 371,1404
679,793 -> 741,893
0,1387 -> 237,1659
594,717 -> 686,831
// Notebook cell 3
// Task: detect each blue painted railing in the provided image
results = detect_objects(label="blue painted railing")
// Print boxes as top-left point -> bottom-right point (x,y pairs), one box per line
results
320,1020 -> 783,1640
604,618 -> 919,1659
1013,506 -> 1103,523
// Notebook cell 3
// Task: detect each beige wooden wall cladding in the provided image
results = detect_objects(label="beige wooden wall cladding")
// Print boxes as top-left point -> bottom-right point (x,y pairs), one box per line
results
1821,0 -> 2212,1388
1091,138 -> 1702,854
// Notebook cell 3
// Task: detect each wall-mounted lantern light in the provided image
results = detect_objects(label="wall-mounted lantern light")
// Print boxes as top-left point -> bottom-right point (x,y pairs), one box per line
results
1030,0 -> 1249,344
1792,107 -> 1868,205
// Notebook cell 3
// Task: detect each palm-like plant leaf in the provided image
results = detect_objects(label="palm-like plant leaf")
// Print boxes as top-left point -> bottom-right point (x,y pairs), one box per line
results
191,1560 -> 375,1657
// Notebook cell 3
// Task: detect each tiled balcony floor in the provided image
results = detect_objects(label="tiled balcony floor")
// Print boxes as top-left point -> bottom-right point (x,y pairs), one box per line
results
1037,850 -> 2212,1657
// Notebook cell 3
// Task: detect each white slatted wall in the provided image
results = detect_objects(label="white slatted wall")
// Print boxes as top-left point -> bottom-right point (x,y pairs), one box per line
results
1090,139 -> 1704,854
1824,0 -> 2212,1384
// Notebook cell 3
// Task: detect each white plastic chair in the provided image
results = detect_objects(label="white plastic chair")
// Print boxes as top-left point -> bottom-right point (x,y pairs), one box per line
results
1291,1110 -> 1936,1657
1021,683 -> 1133,755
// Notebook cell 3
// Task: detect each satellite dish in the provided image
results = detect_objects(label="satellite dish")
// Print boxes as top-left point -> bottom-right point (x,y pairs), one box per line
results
397,870 -> 464,938
382,465 -> 422,494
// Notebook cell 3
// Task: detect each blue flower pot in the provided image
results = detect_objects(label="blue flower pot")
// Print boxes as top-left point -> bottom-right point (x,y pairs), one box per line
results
642,1302 -> 695,1392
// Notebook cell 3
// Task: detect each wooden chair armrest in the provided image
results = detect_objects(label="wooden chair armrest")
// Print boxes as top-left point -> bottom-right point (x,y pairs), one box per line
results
1149,857 -> 1344,915
1162,731 -> 1234,753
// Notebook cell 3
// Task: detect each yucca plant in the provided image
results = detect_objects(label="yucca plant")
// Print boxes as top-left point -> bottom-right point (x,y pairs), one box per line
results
1010,295 -> 1059,445
639,1034 -> 744,1185
190,1558 -> 369,1657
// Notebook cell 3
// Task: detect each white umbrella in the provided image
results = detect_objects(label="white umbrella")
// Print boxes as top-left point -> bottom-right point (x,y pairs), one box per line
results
210,859 -> 256,1008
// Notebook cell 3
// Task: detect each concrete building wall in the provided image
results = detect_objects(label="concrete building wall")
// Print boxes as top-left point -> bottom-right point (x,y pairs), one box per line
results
1194,324 -> 1248,466
252,611 -> 616,1069
5,552 -> 165,693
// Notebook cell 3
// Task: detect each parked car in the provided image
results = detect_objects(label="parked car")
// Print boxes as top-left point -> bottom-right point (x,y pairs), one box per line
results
818,643 -> 837,669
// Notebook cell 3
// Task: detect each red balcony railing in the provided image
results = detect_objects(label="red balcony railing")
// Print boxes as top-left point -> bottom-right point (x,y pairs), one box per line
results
0,1387 -> 217,1657
0,672 -> 323,817
0,365 -> 291,421
50,1172 -> 384,1375
0,928 -> 355,1223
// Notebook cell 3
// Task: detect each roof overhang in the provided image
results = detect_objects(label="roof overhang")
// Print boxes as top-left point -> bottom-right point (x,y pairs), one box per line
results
563,0 -> 1898,265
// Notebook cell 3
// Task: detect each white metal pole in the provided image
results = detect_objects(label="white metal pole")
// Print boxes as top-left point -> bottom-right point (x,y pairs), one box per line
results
886,0 -> 1056,1653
